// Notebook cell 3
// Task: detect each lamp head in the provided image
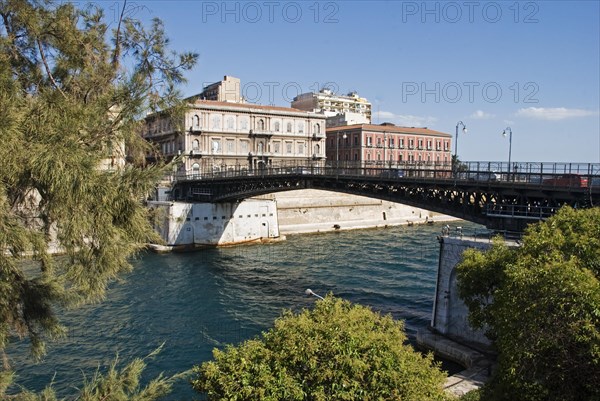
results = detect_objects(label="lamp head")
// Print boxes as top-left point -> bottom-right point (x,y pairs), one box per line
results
463,127 -> 467,134
502,130 -> 507,137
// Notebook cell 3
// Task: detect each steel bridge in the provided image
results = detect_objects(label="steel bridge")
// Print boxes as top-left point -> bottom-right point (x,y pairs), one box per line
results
168,161 -> 600,233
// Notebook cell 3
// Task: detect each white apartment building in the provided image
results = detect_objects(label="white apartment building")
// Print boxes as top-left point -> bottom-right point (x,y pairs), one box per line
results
291,89 -> 372,123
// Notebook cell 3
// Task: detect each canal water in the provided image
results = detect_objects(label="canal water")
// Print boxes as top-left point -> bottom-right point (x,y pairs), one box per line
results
11,221 -> 484,399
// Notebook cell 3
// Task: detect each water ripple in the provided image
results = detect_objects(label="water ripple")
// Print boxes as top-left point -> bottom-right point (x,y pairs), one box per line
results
10,221 -> 483,399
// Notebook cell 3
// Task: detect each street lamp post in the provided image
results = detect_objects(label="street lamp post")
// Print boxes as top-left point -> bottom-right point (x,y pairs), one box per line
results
502,127 -> 513,175
454,121 -> 467,172
305,288 -> 324,300
336,132 -> 347,170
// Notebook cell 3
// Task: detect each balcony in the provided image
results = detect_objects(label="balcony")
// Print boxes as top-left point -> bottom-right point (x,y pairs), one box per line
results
190,149 -> 203,157
312,133 -> 326,140
190,125 -> 202,134
249,129 -> 273,138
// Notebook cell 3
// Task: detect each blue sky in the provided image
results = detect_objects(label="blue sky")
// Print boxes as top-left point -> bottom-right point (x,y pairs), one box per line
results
105,0 -> 599,162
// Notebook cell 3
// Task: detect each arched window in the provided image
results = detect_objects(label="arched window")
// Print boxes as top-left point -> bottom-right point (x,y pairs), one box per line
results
258,119 -> 265,131
192,163 -> 200,177
258,142 -> 264,153
193,114 -> 200,128
192,139 -> 199,150
314,123 -> 320,134
286,122 -> 292,133
314,144 -> 320,155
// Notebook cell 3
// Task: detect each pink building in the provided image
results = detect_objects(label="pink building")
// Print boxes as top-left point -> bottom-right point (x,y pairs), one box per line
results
326,123 -> 452,169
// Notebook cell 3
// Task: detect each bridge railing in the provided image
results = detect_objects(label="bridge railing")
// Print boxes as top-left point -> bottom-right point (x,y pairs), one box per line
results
168,162 -> 600,189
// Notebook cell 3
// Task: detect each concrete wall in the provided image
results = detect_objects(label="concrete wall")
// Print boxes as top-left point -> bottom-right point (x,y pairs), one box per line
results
148,199 -> 280,248
432,236 -> 492,348
272,189 -> 457,234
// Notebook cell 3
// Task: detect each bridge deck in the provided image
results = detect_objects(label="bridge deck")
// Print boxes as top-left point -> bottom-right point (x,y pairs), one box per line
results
166,162 -> 600,233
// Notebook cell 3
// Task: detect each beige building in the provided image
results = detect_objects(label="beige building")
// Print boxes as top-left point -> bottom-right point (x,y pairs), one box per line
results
143,100 -> 327,176
291,89 -> 372,123
326,123 -> 452,168
198,75 -> 242,103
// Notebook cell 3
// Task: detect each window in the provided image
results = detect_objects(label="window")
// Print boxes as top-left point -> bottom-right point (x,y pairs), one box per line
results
227,139 -> 234,153
240,118 -> 248,130
192,139 -> 199,150
258,142 -> 264,153
258,119 -> 265,131
241,140 -> 249,153
367,137 -> 372,146
400,138 -> 405,148
298,122 -> 304,133
298,143 -> 304,154
211,139 -> 221,153
211,115 -> 221,130
274,121 -> 280,132
192,163 -> 200,176
409,139 -> 414,149
354,136 -> 359,145
314,144 -> 320,155
226,116 -> 234,130
274,142 -> 281,153
286,142 -> 292,154
314,123 -> 320,134
286,122 -> 292,133
193,114 -> 200,128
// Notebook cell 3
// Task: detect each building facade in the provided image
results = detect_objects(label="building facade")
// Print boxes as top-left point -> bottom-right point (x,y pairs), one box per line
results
198,75 -> 242,103
291,89 -> 372,123
326,123 -> 452,168
143,100 -> 327,176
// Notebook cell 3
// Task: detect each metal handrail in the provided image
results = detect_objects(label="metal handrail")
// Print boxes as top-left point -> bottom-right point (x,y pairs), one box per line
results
169,161 -> 600,190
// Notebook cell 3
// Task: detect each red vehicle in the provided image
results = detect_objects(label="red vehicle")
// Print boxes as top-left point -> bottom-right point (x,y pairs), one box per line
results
542,174 -> 588,188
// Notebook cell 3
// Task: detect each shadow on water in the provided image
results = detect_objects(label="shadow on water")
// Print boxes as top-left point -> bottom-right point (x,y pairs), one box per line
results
10,221 -> 483,399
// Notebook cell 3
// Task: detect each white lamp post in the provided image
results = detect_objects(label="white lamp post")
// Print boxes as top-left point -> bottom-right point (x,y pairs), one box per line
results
454,121 -> 467,173
502,127 -> 513,175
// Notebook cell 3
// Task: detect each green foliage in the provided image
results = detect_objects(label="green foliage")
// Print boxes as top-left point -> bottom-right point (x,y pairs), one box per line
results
192,296 -> 450,401
456,207 -> 600,401
0,0 -> 197,397
2,346 -> 184,401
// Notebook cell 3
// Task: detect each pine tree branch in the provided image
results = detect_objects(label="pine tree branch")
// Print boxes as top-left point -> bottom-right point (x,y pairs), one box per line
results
111,0 -> 127,69
36,38 -> 67,99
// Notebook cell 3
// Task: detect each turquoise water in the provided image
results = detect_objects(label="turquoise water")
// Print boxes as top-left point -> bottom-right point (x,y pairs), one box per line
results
10,221 -> 483,399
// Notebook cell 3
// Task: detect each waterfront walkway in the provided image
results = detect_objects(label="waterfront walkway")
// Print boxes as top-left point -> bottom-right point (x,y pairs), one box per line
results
417,330 -> 495,397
